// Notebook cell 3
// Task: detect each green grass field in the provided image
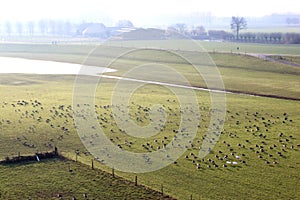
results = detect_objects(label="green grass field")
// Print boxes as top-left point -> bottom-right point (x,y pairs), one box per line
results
0,41 -> 299,199
0,158 -> 172,199
104,40 -> 300,55
0,43 -> 299,99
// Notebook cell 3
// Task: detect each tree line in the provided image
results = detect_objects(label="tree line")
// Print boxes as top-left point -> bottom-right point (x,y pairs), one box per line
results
2,18 -> 300,44
0,19 -> 136,38
207,30 -> 300,44
169,17 -> 300,44
0,20 -> 72,36
1,20 -> 73,37
167,23 -> 300,44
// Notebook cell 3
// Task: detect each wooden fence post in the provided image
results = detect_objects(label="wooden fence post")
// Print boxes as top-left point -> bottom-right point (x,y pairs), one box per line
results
91,159 -> 94,170
112,167 -> 115,178
54,146 -> 58,155
135,175 -> 138,186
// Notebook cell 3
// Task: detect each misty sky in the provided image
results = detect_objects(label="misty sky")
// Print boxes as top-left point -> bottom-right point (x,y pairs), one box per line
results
1,0 -> 299,26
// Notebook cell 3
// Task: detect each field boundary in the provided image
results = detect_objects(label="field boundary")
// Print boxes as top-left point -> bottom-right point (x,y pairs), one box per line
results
0,148 -> 60,165
0,147 -> 177,200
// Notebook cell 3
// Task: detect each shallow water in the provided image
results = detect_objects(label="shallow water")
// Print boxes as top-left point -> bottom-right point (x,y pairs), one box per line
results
0,57 -> 116,75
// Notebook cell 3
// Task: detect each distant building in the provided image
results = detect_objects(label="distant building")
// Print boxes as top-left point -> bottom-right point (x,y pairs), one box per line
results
76,23 -> 108,38
76,22 -> 136,39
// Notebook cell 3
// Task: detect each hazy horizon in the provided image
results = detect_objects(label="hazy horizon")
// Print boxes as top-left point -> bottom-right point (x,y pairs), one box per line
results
0,0 -> 299,27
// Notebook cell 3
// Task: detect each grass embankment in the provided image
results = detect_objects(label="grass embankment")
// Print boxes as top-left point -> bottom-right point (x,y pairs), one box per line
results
104,40 -> 300,55
268,55 -> 300,65
0,43 -> 299,99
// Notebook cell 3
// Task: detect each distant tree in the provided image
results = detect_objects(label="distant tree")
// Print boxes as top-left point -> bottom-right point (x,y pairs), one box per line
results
270,32 -> 283,43
189,26 -> 207,39
27,21 -> 35,36
16,22 -> 23,36
240,32 -> 256,42
63,21 -> 72,36
256,32 -> 265,43
56,21 -> 64,35
166,26 -> 186,39
174,23 -> 187,34
5,21 -> 12,36
285,33 -> 300,44
39,20 -> 47,35
230,16 -> 247,40
263,33 -> 270,43
195,26 -> 205,33
274,32 -> 283,43
208,30 -> 229,40
49,20 -> 56,35
286,17 -> 299,26
286,18 -> 291,25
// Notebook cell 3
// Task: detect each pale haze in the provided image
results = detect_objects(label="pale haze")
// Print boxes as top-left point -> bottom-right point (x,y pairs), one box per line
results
0,0 -> 299,26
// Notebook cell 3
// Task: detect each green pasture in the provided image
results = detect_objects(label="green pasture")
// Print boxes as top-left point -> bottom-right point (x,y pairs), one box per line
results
0,42 -> 299,199
0,43 -> 300,99
104,40 -> 300,55
1,39 -> 300,56
0,158 -> 170,199
0,73 -> 299,199
103,49 -> 300,99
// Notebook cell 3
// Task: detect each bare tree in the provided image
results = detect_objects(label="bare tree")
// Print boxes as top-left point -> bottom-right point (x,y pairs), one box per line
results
230,16 -> 247,40
39,20 -> 47,35
174,23 -> 187,34
63,21 -> 72,36
16,22 -> 23,36
5,21 -> 12,36
28,21 -> 35,36
48,20 -> 56,35
56,20 -> 64,35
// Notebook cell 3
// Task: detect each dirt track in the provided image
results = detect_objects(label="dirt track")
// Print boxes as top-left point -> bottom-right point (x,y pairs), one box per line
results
247,53 -> 300,68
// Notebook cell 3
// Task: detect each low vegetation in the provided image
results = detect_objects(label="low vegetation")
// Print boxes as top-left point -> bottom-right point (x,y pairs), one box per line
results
268,55 -> 300,65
